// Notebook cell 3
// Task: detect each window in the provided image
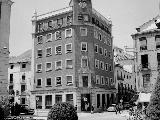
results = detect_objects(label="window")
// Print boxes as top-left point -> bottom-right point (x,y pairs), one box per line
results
109,64 -> 112,72
46,33 -> 52,42
57,18 -> 63,27
105,77 -> 109,85
55,95 -> 62,103
21,98 -> 25,105
98,33 -> 102,41
45,95 -> 52,109
100,61 -> 104,70
94,44 -> 98,53
48,20 -> 53,28
94,30 -> 98,39
105,63 -> 108,71
66,94 -> 73,105
55,61 -> 62,70
141,54 -> 148,69
110,78 -> 114,85
22,63 -> 26,68
36,64 -> 42,73
67,15 -> 72,25
82,76 -> 88,87
21,85 -> 26,93
157,53 -> 160,67
139,37 -> 147,50
104,49 -> 107,57
101,76 -> 105,85
55,31 -> 62,40
80,27 -> 87,36
95,59 -> 99,68
66,76 -> 73,85
78,14 -> 83,21
156,35 -> 160,49
37,35 -> 43,44
37,78 -> 42,87
22,74 -> 25,81
45,62 -> 52,72
143,74 -> 150,88
55,45 -> 62,55
10,74 -> 13,83
108,52 -> 112,59
56,76 -> 62,86
96,75 -> 100,84
81,42 -> 87,52
83,14 -> 89,22
66,59 -> 73,69
65,43 -> 72,53
36,96 -> 42,109
46,78 -> 52,86
46,47 -> 52,57
10,65 -> 14,69
99,47 -> 103,55
37,49 -> 42,58
65,28 -> 72,38
81,57 -> 88,67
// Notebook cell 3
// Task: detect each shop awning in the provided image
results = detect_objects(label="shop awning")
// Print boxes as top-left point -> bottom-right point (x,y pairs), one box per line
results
137,92 -> 151,103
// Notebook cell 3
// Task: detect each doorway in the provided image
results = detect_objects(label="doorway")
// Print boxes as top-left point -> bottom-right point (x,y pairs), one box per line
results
81,94 -> 90,111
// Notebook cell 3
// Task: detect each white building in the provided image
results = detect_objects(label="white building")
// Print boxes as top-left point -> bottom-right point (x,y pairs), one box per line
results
0,0 -> 13,99
8,50 -> 32,105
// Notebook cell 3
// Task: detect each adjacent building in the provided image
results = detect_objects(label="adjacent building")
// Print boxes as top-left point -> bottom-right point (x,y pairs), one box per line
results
8,50 -> 32,105
0,0 -> 13,99
131,15 -> 160,103
31,0 -> 115,114
114,46 -> 136,103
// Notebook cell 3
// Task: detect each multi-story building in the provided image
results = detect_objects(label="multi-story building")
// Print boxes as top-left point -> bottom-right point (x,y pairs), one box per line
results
8,50 -> 32,105
131,15 -> 160,102
0,0 -> 13,100
31,0 -> 115,114
114,46 -> 136,103
114,64 -> 135,103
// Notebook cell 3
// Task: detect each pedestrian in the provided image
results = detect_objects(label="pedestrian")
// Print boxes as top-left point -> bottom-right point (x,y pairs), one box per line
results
115,104 -> 118,114
75,105 -> 77,112
117,103 -> 121,114
91,104 -> 94,114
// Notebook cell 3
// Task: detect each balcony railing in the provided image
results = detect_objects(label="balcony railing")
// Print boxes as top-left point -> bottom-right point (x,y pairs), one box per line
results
138,63 -> 151,71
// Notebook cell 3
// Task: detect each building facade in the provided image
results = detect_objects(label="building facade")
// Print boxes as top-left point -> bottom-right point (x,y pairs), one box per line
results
114,46 -> 136,103
8,50 -> 32,105
0,0 -> 13,99
31,0 -> 115,114
132,15 -> 160,93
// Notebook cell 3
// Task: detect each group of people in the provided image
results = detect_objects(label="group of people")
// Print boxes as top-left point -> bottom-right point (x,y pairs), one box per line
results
115,103 -> 122,114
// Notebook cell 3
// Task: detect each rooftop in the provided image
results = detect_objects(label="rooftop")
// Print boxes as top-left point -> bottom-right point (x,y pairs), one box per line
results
9,49 -> 31,63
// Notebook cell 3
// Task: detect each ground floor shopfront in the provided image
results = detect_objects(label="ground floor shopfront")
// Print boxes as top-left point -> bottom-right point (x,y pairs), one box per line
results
30,87 -> 117,115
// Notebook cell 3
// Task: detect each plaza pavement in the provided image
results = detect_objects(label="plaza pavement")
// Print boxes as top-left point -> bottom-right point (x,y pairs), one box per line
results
33,110 -> 129,120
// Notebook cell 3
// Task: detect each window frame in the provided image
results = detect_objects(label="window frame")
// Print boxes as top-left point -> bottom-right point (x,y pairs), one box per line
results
96,75 -> 100,84
95,44 -> 98,53
37,49 -> 43,58
65,43 -> 72,53
80,27 -> 87,36
95,59 -> 99,69
65,59 -> 73,69
55,60 -> 62,70
45,62 -> 52,72
37,35 -> 43,44
46,47 -> 52,57
105,63 -> 108,71
46,33 -> 52,42
101,76 -> 105,85
46,77 -> 52,87
55,76 -> 62,86
37,78 -> 42,87
65,28 -> 72,38
81,56 -> 88,68
36,63 -> 42,73
55,31 -> 62,40
66,75 -> 73,85
81,42 -> 88,52
55,45 -> 62,55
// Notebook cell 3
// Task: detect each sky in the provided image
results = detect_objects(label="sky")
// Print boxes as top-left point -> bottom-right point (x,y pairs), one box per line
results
9,0 -> 159,56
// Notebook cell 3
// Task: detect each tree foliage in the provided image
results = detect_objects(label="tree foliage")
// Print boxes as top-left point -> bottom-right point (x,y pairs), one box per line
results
146,76 -> 160,120
47,102 -> 78,120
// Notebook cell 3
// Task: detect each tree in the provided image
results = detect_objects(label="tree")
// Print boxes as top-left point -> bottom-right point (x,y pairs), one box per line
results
47,102 -> 78,120
146,75 -> 160,120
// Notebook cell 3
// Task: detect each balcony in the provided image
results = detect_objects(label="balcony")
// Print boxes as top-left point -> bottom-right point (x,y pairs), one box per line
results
138,63 -> 151,72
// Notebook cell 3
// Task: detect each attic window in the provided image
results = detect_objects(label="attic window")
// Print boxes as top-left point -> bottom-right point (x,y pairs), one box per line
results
10,65 -> 14,69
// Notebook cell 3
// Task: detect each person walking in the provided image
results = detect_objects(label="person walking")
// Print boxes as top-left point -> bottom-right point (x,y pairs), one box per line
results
91,105 -> 94,114
115,104 -> 118,114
